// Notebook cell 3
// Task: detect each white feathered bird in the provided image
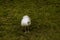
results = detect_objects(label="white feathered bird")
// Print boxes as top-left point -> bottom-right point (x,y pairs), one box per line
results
21,15 -> 31,33
21,15 -> 31,26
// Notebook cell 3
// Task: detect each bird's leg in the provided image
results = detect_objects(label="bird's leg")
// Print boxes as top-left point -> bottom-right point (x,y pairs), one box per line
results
27,27 -> 29,33
24,26 -> 30,33
25,26 -> 27,33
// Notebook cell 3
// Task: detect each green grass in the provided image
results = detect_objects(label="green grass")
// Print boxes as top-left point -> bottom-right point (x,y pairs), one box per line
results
0,0 -> 60,40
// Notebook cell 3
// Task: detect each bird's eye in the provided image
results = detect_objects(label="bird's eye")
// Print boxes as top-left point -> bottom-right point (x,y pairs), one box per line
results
28,22 -> 30,24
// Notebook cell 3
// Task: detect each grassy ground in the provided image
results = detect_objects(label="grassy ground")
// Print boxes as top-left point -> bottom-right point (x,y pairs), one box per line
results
0,0 -> 60,40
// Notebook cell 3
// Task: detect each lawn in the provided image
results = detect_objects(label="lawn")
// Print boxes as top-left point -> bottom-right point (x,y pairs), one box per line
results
0,0 -> 60,40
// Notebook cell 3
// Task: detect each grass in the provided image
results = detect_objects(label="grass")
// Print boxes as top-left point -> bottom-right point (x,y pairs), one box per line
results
0,0 -> 60,40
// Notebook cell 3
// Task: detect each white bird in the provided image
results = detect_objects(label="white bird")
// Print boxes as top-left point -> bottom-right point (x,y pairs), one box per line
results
21,15 -> 31,33
21,15 -> 31,26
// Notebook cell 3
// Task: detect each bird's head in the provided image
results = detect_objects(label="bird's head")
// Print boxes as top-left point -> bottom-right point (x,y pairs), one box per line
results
23,15 -> 29,19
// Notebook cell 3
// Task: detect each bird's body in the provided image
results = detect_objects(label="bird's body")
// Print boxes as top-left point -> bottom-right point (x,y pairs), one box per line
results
21,15 -> 31,26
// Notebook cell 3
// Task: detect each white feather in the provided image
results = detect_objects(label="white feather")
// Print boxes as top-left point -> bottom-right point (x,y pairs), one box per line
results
21,15 -> 31,26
